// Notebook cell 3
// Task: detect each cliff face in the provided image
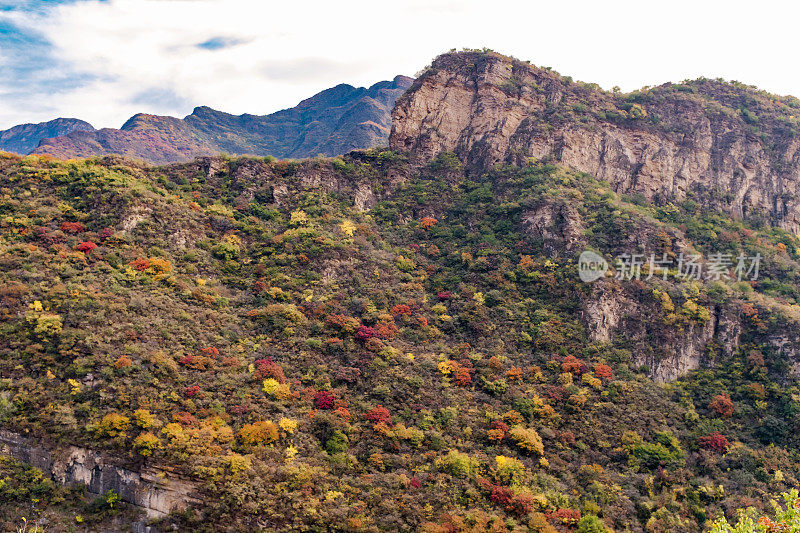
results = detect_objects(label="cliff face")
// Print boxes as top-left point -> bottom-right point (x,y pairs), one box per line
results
0,430 -> 200,524
390,51 -> 800,233
0,118 -> 94,155
34,76 -> 413,164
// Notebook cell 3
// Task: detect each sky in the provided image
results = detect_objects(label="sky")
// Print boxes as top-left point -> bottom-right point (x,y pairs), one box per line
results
1,0 -> 800,130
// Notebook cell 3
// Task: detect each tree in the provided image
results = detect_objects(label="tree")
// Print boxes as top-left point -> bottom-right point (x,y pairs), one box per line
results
577,515 -> 611,533
710,393 -> 735,418
238,421 -> 279,447
314,390 -> 335,409
94,413 -> 130,438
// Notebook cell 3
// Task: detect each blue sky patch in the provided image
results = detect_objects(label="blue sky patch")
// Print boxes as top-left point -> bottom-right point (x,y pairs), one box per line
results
197,36 -> 243,51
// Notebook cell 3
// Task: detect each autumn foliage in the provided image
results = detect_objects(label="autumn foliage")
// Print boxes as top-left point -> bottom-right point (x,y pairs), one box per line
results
238,421 -> 279,447
709,393 -> 735,418
698,432 -> 730,453
314,390 -> 335,410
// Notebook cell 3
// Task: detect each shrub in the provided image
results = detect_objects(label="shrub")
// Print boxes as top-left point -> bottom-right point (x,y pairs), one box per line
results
355,325 -> 378,341
325,430 -> 349,454
622,430 -> 684,468
325,314 -> 360,333
420,217 -> 438,229
314,390 -> 335,409
238,421 -> 279,447
391,304 -> 412,316
114,355 -> 132,369
212,234 -> 241,260
75,241 -> 97,253
509,426 -> 544,455
365,405 -> 391,425
561,355 -> 586,375
698,432 -> 730,453
594,363 -> 613,380
278,418 -> 298,434
60,221 -> 85,234
494,455 -> 526,486
436,450 -> 479,477
133,409 -> 155,429
710,393 -> 735,418
227,453 -> 252,474
130,258 -> 150,271
577,515 -> 611,533
254,357 -> 285,382
549,508 -> 582,526
25,301 -> 63,337
262,378 -> 292,400
95,413 -> 131,437
133,432 -> 159,457
289,209 -> 309,227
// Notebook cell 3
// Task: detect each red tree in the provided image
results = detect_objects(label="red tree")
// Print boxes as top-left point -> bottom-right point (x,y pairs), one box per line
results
709,393 -> 735,418
698,432 -> 730,453
355,325 -> 378,341
365,405 -> 391,425
60,221 -> 85,234
75,241 -> 97,253
595,363 -> 613,380
314,390 -> 335,410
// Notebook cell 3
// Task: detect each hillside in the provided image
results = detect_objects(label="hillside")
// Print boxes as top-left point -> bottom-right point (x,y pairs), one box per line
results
30,76 -> 413,164
2,51 -> 800,532
0,118 -> 94,155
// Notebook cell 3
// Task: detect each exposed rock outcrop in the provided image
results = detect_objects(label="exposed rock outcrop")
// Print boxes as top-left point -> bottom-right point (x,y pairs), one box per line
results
0,430 -> 200,524
522,199 -> 586,256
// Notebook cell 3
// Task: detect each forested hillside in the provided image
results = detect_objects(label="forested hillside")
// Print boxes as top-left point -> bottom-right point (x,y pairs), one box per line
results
2,143 -> 800,531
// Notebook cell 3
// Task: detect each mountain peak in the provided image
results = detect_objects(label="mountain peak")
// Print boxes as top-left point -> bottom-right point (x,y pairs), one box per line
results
0,117 -> 94,155
31,76 -> 413,163
391,48 -> 800,233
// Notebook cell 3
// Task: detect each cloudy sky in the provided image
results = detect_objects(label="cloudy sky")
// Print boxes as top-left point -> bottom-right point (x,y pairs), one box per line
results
1,0 -> 799,130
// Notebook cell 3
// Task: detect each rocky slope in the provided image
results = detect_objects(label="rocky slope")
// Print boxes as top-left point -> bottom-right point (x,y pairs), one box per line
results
390,51 -> 800,233
33,76 -> 413,164
0,117 -> 94,155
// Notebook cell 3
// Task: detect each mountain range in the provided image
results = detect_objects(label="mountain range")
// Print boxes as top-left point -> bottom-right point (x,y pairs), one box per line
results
0,75 -> 413,163
0,118 -> 94,155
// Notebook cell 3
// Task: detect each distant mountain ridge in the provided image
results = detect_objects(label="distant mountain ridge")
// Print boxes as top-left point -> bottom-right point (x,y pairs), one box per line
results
0,118 -> 94,155
27,75 -> 413,164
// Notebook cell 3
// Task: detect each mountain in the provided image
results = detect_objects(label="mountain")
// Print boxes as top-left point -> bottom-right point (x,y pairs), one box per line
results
0,117 -> 94,155
3,51 -> 800,532
32,76 -> 413,163
391,51 -> 800,233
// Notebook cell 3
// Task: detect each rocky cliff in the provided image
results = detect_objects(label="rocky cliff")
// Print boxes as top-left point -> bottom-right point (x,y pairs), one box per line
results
33,76 -> 413,164
0,118 -> 94,155
0,429 -> 200,528
390,51 -> 800,233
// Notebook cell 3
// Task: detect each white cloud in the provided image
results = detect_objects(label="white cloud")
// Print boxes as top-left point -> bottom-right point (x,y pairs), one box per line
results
2,0 -> 800,129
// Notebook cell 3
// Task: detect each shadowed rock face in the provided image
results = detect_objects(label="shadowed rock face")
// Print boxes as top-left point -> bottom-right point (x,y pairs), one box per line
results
32,76 -> 414,164
0,118 -> 94,155
0,430 -> 200,522
390,51 -> 800,234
